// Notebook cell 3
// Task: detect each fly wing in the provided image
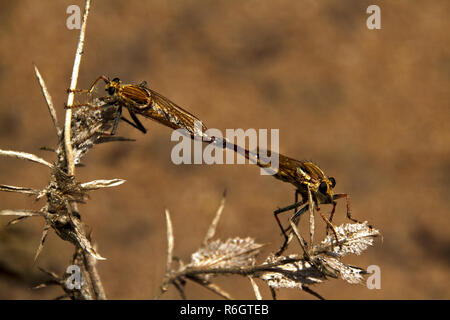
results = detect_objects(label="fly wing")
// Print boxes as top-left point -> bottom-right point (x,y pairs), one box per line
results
250,148 -> 301,183
120,85 -> 151,105
255,149 -> 324,188
144,87 -> 208,138
274,152 -> 306,183
302,162 -> 327,181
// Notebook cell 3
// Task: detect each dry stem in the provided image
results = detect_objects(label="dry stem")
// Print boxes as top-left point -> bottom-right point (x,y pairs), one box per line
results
65,0 -> 91,176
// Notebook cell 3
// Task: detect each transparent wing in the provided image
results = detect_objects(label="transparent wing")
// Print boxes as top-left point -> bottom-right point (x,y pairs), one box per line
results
144,87 -> 208,136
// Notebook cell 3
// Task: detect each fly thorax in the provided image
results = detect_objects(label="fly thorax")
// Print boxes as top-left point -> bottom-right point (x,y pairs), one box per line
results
296,167 -> 311,181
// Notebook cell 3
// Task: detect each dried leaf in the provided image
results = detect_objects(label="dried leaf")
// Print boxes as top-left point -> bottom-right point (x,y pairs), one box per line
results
248,276 -> 262,300
0,184 -> 40,195
259,254 -> 325,289
202,191 -> 226,246
53,213 -> 106,261
80,179 -> 126,190
34,64 -> 61,137
190,237 -> 263,270
7,216 -> 34,226
314,222 -> 380,257
34,224 -> 50,263
0,149 -> 53,168
321,257 -> 366,284
0,209 -> 41,216
38,267 -> 60,280
0,209 -> 42,226
74,229 -> 106,261
165,209 -> 174,271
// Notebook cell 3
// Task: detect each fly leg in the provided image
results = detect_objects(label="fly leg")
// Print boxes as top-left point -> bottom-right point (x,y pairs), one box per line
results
333,193 -> 372,229
110,105 -> 147,135
125,108 -> 147,134
290,190 -> 302,226
317,205 -> 340,248
326,200 -> 337,236
116,98 -> 148,134
280,190 -> 305,248
333,193 -> 358,223
288,204 -> 311,260
67,75 -> 109,95
273,199 -> 306,256
66,75 -> 111,110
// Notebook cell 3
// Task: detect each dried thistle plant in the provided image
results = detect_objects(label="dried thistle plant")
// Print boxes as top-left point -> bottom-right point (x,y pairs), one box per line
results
0,0 -> 130,300
0,0 -> 381,300
155,194 -> 380,300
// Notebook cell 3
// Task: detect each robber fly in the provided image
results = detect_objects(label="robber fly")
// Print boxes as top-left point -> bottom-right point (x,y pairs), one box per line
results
228,144 -> 362,256
68,76 -> 209,140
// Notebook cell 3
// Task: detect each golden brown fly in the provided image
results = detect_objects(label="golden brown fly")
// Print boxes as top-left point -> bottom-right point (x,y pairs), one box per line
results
227,144 -> 364,256
68,76 -> 209,140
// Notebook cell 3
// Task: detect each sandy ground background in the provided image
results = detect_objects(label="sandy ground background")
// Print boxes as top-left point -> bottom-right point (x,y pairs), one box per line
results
0,0 -> 448,299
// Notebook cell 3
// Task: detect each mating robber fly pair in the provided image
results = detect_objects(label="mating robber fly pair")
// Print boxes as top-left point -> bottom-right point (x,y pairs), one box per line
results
68,76 -> 363,258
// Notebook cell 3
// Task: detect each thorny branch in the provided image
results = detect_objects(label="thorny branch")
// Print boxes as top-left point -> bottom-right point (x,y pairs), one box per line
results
155,195 -> 380,300
0,0 -> 129,300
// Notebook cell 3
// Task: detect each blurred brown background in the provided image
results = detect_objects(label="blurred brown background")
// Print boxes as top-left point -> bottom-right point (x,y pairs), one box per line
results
0,0 -> 448,299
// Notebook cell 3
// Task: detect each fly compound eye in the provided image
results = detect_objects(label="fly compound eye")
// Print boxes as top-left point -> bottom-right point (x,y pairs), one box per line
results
329,177 -> 336,188
319,181 -> 328,194
107,86 -> 115,95
112,77 -> 120,83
